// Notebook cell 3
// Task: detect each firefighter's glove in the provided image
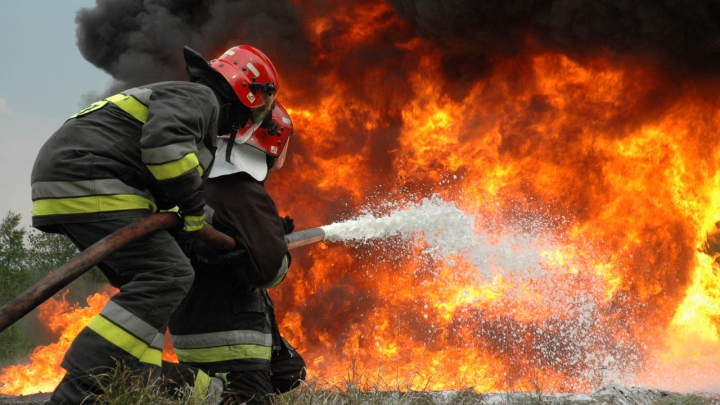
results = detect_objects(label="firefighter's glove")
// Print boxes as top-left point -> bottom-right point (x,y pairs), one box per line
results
702,221 -> 720,259
191,237 -> 249,266
174,192 -> 206,247
281,215 -> 295,235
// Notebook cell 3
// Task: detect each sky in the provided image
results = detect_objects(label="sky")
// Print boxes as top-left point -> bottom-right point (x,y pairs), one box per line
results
0,0 -> 112,229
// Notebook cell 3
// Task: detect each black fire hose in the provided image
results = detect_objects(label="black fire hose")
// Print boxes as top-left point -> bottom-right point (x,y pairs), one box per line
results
0,214 -> 326,334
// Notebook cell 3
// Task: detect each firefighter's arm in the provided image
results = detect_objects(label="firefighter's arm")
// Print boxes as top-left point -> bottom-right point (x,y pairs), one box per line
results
185,227 -> 289,288
260,252 -> 291,288
237,209 -> 291,288
231,215 -> 290,288
140,83 -> 219,205
186,237 -> 249,265
260,216 -> 294,287
206,174 -> 290,287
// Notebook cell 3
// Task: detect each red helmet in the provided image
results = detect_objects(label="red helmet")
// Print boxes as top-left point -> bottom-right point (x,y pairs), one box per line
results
253,100 -> 293,171
220,100 -> 294,171
210,45 -> 278,109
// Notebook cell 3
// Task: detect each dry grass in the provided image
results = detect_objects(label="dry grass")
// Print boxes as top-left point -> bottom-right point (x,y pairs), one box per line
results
89,363 -> 217,405
2,366 -> 719,405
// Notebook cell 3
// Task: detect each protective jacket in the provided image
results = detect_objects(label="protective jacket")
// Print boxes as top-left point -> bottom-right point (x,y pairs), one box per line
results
36,81 -> 221,405
169,172 -> 290,374
31,81 -> 218,232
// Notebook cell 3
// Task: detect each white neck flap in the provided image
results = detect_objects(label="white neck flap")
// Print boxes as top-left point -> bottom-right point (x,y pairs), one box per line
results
209,139 -> 268,181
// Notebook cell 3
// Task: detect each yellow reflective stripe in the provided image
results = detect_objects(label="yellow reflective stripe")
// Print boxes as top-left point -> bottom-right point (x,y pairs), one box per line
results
216,372 -> 229,389
147,153 -> 199,180
183,214 -> 205,233
107,94 -> 148,123
68,100 -> 109,120
175,344 -> 272,364
184,224 -> 204,233
67,91 -> 149,122
265,271 -> 287,289
265,256 -> 289,288
32,194 -> 157,217
139,347 -> 162,366
87,316 -> 162,366
194,370 -> 211,398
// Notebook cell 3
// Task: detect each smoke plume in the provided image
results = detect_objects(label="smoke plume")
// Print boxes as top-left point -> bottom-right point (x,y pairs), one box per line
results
392,0 -> 720,79
75,0 -> 311,94
76,0 -> 720,96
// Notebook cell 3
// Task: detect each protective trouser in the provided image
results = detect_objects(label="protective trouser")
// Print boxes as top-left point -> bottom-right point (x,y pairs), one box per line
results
161,361 -> 224,404
215,337 -> 307,405
269,337 -> 306,393
46,215 -> 194,405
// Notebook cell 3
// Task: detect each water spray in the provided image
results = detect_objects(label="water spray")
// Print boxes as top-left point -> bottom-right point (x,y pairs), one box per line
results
285,196 -> 477,252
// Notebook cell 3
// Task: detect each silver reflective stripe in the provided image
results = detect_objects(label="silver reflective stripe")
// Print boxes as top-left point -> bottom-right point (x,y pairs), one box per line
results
31,179 -> 154,200
208,377 -> 224,401
123,87 -> 152,105
203,205 -> 215,226
183,215 -> 205,231
142,140 -> 199,164
197,143 -> 214,171
101,301 -> 160,346
171,330 -> 272,350
150,332 -> 165,350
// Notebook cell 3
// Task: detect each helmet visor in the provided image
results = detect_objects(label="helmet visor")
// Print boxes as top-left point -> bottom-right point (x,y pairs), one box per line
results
227,95 -> 276,144
248,82 -> 276,109
271,137 -> 290,171
254,86 -> 276,120
252,104 -> 271,129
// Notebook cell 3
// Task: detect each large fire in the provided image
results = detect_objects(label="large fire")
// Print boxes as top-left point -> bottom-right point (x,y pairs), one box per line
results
0,288 -> 114,395
0,287 -> 179,395
3,0 -> 720,396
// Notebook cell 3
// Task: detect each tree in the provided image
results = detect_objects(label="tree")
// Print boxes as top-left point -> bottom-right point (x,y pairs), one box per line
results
26,224 -> 106,298
0,212 -> 34,360
0,211 -> 99,362
26,227 -> 80,279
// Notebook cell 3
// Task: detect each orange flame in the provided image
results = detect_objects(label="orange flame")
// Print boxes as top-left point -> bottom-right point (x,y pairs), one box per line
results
266,2 -> 720,391
6,0 -> 720,395
0,288 -> 113,395
0,287 -> 178,395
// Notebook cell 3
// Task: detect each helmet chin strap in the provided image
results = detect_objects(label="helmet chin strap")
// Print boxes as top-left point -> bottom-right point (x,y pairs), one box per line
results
220,101 -> 252,163
225,121 -> 242,163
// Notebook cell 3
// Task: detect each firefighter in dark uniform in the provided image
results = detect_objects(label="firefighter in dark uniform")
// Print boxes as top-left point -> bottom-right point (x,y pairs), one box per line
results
30,44 -> 280,404
169,100 -> 306,405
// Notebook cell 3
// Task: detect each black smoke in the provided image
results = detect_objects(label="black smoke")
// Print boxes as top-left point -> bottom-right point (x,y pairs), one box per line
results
75,0 -> 720,98
75,0 -> 312,95
392,0 -> 720,80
